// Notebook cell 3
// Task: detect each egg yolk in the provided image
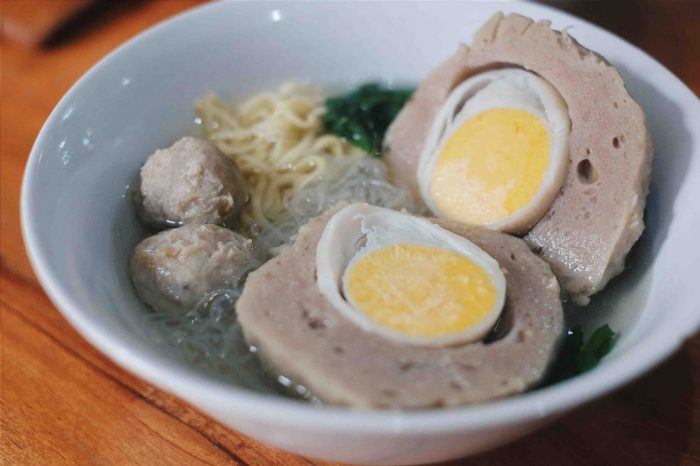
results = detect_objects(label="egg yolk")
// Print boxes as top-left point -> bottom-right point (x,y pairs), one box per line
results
430,108 -> 550,225
345,243 -> 497,337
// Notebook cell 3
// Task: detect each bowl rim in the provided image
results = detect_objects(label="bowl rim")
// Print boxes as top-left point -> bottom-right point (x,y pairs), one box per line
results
20,0 -> 700,435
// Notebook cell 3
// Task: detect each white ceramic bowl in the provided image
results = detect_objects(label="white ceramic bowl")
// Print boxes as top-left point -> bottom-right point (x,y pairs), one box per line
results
21,1 -> 700,464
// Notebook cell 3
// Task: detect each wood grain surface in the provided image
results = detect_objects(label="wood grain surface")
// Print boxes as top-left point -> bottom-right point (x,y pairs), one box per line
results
1,1 -> 699,465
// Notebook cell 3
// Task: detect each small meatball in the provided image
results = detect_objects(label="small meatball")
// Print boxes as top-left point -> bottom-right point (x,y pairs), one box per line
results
130,224 -> 257,316
139,137 -> 249,228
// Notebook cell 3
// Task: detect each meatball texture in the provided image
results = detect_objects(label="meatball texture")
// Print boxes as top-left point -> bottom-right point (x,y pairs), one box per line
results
139,137 -> 249,228
237,205 -> 563,408
130,224 -> 257,316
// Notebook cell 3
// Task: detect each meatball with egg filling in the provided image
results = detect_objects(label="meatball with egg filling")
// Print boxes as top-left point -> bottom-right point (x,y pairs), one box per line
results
237,204 -> 563,408
384,13 -> 653,304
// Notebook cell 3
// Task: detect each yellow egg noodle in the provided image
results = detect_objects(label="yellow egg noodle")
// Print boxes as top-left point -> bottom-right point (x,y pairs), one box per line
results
195,82 -> 364,227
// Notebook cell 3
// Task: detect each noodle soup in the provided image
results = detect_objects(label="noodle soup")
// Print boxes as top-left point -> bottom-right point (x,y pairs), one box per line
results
134,82 -> 417,398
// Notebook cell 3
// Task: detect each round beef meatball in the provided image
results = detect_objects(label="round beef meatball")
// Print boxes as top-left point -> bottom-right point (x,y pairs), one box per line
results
138,137 -> 249,228
130,224 -> 258,316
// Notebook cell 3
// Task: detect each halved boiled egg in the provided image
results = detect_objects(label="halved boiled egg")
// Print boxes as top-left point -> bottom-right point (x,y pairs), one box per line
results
417,68 -> 571,233
315,203 -> 506,346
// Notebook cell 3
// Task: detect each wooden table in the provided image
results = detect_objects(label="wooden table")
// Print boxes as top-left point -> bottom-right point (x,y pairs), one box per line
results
2,1 -> 699,464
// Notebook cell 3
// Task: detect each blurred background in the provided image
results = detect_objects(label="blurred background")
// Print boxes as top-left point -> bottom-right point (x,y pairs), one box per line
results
1,1 -> 698,465
2,1 -> 698,82
2,1 -> 698,88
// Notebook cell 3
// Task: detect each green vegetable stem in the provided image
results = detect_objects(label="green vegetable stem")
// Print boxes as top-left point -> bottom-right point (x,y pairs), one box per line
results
547,324 -> 617,384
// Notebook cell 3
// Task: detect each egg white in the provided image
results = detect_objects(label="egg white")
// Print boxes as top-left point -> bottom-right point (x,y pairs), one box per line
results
315,203 -> 506,347
417,68 -> 571,233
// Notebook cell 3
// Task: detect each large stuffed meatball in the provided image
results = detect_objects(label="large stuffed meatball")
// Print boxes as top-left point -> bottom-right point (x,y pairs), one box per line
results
138,137 -> 249,228
130,224 -> 257,316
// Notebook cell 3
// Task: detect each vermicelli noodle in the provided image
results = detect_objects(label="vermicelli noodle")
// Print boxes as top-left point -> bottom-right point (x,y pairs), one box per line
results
253,155 -> 420,258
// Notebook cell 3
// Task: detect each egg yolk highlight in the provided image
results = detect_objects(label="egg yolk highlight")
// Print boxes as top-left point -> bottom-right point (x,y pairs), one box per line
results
345,244 -> 497,337
430,108 -> 550,225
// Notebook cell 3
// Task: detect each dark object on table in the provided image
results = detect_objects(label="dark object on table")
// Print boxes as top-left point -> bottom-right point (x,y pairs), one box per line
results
1,0 -> 145,48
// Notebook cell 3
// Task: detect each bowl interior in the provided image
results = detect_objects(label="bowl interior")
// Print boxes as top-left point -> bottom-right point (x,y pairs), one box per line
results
23,0 -> 700,419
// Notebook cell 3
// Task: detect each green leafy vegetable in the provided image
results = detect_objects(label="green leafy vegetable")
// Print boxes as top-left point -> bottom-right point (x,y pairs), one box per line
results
547,324 -> 617,383
576,324 -> 616,372
323,83 -> 414,156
